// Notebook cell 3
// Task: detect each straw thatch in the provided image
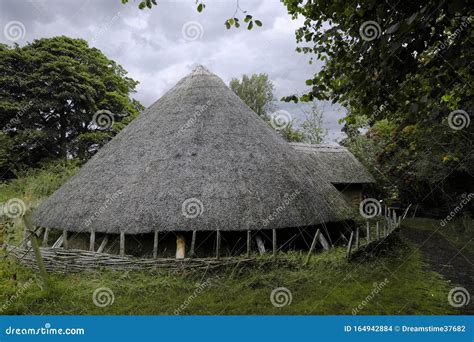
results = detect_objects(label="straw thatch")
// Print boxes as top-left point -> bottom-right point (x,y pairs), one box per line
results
33,66 -> 352,234
289,143 -> 375,184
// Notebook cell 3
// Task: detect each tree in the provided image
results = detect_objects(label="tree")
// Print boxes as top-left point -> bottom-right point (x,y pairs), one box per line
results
300,103 -> 327,144
281,0 -> 473,209
0,37 -> 143,178
229,73 -> 275,119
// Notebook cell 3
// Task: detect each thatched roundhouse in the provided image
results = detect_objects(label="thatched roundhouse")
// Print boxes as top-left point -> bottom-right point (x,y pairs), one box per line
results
290,143 -> 375,208
32,66 -> 353,261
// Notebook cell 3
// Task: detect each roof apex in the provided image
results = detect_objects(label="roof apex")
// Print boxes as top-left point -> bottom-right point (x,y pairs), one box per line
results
191,64 -> 213,76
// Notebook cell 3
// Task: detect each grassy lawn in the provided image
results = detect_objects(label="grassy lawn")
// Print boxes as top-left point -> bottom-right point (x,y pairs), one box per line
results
0,236 -> 454,315
0,164 -> 458,315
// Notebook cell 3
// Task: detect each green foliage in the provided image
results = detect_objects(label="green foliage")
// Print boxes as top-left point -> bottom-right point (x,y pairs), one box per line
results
278,121 -> 303,142
0,37 -> 143,179
282,0 -> 473,208
229,73 -> 275,119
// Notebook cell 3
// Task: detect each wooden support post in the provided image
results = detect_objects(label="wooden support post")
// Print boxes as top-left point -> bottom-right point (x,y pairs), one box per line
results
42,228 -> 49,247
189,230 -> 196,257
272,229 -> 277,258
376,222 -> 380,240
120,231 -> 125,256
216,230 -> 221,260
355,227 -> 360,248
339,231 -> 349,244
384,223 -> 387,237
366,221 -> 370,243
246,230 -> 251,257
153,229 -> 159,259
52,235 -> 63,248
318,233 -> 330,251
89,229 -> 95,252
63,229 -> 68,250
304,228 -> 321,265
346,231 -> 355,261
176,234 -> 185,259
97,236 -> 108,253
255,235 -> 266,255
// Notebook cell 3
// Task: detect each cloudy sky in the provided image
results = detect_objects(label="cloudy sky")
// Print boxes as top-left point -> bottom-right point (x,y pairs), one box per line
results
0,0 -> 347,142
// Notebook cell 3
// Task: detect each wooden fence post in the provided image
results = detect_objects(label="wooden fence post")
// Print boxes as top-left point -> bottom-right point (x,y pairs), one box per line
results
153,229 -> 159,259
120,231 -> 125,256
246,230 -> 251,257
366,221 -> 370,243
63,230 -> 68,250
42,228 -> 49,247
22,210 -> 48,287
216,229 -> 221,260
89,228 -> 95,252
272,229 -> 277,259
189,230 -> 196,257
346,231 -> 355,261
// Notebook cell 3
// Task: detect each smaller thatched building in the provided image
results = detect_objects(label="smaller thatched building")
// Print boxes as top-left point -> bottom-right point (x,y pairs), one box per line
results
290,143 -> 375,208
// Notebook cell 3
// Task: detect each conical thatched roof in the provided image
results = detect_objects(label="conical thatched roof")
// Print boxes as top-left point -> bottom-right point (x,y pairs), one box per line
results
290,143 -> 375,184
33,66 -> 352,234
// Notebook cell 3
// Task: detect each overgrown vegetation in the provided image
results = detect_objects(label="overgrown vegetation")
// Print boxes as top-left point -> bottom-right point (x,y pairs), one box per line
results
0,166 -> 460,315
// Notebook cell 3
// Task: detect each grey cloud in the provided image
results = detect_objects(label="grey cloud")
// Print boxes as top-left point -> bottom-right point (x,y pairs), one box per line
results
0,0 -> 346,142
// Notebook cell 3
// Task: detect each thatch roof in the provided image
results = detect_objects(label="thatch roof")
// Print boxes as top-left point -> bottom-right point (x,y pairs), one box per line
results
33,66 -> 352,234
289,143 -> 375,185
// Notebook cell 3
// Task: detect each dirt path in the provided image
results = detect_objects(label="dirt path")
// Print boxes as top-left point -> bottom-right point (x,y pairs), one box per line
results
401,226 -> 473,314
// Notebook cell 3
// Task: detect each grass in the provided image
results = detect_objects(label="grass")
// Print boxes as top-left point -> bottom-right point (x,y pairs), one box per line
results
0,162 -> 458,315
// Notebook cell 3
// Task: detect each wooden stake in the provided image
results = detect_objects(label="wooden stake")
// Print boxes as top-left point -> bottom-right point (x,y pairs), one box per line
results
120,231 -> 125,256
318,233 -> 330,251
42,228 -> 49,247
339,231 -> 349,244
63,230 -> 68,250
189,230 -> 196,257
89,229 -> 95,252
304,228 -> 321,265
176,234 -> 185,259
216,230 -> 221,260
153,229 -> 159,259
22,211 -> 48,287
346,231 -> 355,261
97,236 -> 108,253
246,230 -> 251,257
366,221 -> 370,243
255,235 -> 266,255
272,229 -> 277,258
